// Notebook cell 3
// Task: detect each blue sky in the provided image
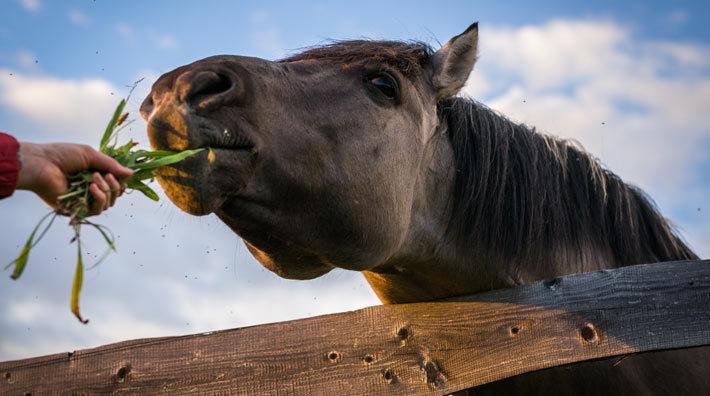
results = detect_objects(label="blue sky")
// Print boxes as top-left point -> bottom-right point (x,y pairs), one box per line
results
2,1 -> 709,81
1,0 -> 709,360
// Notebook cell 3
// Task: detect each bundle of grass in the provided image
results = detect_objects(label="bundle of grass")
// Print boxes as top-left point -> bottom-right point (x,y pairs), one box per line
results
6,86 -> 204,323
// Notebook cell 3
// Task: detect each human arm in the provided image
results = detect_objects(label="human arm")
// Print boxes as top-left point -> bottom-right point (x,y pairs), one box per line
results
0,132 -> 133,215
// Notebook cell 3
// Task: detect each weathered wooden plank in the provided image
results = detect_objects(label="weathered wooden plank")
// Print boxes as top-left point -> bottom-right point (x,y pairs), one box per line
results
2,260 -> 709,395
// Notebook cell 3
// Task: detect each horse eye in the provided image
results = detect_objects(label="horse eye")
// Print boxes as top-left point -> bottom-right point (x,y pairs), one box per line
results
369,73 -> 398,99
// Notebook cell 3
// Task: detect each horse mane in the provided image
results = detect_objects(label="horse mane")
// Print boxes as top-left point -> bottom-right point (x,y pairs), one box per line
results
284,38 -> 697,273
439,97 -> 698,273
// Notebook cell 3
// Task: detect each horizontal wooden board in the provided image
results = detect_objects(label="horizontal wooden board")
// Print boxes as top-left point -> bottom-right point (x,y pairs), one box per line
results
2,260 -> 709,395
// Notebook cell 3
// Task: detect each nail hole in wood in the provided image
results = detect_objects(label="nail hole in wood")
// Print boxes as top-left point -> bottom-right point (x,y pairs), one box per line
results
363,354 -> 374,364
397,326 -> 410,340
4,372 -> 10,382
510,326 -> 520,336
327,351 -> 340,363
580,323 -> 599,343
383,368 -> 397,384
544,277 -> 562,290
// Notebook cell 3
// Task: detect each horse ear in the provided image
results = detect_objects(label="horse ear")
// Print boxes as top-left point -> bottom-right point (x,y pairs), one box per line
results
430,23 -> 479,99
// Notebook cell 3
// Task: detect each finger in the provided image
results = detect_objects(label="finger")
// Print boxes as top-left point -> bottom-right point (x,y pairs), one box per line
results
119,182 -> 127,197
93,172 -> 110,194
105,174 -> 121,207
83,146 -> 133,179
92,173 -> 111,211
88,183 -> 108,216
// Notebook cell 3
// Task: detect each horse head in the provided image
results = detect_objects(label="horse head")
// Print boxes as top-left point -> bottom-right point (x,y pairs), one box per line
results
141,25 -> 480,291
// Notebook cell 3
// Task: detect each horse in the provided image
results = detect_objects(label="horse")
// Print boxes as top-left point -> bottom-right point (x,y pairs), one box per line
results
139,23 -> 708,394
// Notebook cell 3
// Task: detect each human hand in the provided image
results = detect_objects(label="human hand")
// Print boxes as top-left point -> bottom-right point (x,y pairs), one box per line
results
16,142 -> 133,215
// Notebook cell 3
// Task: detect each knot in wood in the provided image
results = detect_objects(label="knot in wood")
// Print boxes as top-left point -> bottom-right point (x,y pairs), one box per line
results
116,364 -> 131,383
422,359 -> 446,388
396,325 -> 411,345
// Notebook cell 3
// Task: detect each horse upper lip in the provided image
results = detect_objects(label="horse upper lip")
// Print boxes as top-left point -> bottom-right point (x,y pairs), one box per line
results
148,117 -> 254,151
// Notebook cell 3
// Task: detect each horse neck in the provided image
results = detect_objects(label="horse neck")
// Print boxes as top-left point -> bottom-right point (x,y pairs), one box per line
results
365,98 -> 697,304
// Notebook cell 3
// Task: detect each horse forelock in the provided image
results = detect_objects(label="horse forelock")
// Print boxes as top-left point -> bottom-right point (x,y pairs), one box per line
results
281,40 -> 433,78
438,97 -> 697,276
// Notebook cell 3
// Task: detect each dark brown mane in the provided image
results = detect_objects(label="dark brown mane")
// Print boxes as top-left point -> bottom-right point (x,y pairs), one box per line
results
439,97 -> 698,274
283,40 -> 698,275
281,40 -> 433,78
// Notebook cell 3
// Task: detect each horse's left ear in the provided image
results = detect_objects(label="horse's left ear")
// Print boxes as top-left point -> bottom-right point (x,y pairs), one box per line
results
430,23 -> 479,99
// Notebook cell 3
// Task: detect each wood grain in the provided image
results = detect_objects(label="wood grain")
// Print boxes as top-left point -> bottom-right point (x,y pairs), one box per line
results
2,260 -> 709,395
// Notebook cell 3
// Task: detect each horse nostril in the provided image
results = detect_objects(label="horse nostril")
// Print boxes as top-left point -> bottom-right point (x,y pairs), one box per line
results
139,95 -> 155,120
177,70 -> 235,109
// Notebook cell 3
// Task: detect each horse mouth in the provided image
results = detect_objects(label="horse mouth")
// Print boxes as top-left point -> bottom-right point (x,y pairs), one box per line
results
147,117 -> 255,153
146,113 -> 257,215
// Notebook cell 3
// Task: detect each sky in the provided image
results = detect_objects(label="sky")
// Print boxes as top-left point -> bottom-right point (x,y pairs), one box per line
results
1,0 -> 709,360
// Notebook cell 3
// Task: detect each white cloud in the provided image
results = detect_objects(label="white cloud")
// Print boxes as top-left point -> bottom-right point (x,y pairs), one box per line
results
149,31 -> 179,50
685,221 -> 710,259
18,0 -> 40,13
666,10 -> 689,26
650,41 -> 710,69
115,25 -> 177,50
0,69 -> 120,142
0,178 -> 379,360
163,276 -> 378,331
68,9 -> 91,28
116,25 -> 178,51
115,22 -> 134,38
249,10 -> 286,58
464,20 -> 710,207
8,299 -> 48,323
253,28 -> 284,58
0,192 -> 379,359
15,50 -> 39,71
476,20 -> 630,90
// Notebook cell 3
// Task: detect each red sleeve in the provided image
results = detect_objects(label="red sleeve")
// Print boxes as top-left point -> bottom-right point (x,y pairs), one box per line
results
0,132 -> 21,198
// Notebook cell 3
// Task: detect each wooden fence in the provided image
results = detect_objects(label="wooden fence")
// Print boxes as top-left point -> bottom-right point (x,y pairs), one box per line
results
2,259 -> 709,395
